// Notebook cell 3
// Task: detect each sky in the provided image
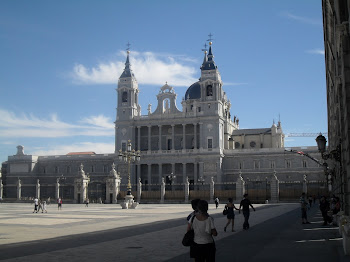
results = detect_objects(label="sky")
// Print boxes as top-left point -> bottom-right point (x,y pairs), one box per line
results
0,0 -> 327,164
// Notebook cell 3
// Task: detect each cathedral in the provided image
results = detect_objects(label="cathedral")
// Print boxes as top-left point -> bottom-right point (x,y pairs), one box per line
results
1,42 -> 325,203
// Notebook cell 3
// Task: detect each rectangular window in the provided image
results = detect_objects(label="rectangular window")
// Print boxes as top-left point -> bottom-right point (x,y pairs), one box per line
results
55,166 -> 59,174
91,165 -> 95,172
208,138 -> 213,149
303,160 -> 307,168
286,160 -> 291,168
254,161 -> 260,169
66,166 -> 71,174
122,142 -> 127,152
104,165 -> 108,173
198,107 -> 201,112
270,161 -> 275,169
239,161 -> 244,169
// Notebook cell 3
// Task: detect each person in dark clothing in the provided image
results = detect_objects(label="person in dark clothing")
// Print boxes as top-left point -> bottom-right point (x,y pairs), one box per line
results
239,193 -> 255,230
319,196 -> 332,225
224,198 -> 239,232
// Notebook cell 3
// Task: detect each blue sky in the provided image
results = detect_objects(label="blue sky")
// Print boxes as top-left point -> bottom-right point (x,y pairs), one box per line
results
0,0 -> 326,164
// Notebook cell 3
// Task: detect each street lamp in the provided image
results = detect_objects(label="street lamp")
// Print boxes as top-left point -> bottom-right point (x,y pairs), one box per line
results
118,140 -> 141,196
316,133 -> 341,161
198,176 -> 205,191
167,173 -> 176,190
316,133 -> 342,192
58,174 -> 66,199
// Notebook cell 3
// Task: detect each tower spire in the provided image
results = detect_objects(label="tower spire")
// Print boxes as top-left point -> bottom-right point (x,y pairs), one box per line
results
120,43 -> 135,79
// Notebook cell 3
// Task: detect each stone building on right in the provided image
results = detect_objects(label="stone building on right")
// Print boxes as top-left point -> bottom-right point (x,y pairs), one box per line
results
322,0 -> 350,254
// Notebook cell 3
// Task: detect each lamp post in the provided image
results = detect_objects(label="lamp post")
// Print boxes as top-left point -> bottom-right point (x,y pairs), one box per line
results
316,133 -> 342,193
58,174 -> 66,199
118,140 -> 141,196
167,173 -> 176,190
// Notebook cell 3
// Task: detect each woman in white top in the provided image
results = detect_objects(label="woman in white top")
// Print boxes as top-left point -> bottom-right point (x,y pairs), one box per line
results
187,200 -> 217,261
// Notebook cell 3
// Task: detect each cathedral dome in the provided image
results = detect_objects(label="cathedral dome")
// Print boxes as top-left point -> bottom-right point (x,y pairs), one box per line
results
185,82 -> 201,100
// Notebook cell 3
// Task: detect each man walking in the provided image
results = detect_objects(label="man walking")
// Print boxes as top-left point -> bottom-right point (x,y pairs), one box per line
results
300,192 -> 311,224
214,197 -> 219,209
239,193 -> 255,230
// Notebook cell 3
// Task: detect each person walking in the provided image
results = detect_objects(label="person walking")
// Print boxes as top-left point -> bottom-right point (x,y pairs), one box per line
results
187,200 -> 217,261
42,201 -> 47,213
319,196 -> 331,225
33,197 -> 39,213
186,199 -> 200,261
239,193 -> 255,230
57,198 -> 62,210
224,198 -> 239,232
300,192 -> 311,224
37,199 -> 43,213
214,197 -> 219,209
85,198 -> 89,207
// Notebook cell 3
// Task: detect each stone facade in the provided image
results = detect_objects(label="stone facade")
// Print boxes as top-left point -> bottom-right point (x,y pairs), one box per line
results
322,0 -> 350,254
2,42 -> 325,203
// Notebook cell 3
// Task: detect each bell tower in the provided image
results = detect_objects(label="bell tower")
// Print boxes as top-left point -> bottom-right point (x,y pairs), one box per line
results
115,48 -> 140,153
116,50 -> 140,121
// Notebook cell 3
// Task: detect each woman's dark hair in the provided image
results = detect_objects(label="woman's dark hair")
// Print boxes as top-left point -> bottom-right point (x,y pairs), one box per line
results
197,200 -> 208,213
191,199 -> 200,211
228,198 -> 233,203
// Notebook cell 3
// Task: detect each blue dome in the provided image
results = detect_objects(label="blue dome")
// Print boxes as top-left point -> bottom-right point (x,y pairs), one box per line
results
185,82 -> 201,100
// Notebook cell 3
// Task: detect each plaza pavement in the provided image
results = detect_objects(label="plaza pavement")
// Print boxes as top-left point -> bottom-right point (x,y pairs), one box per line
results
0,202 -> 348,261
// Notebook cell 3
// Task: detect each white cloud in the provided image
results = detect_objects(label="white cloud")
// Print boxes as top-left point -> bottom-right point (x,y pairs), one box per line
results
281,12 -> 322,26
306,49 -> 325,55
71,51 -> 198,87
30,142 -> 115,156
0,109 -> 114,138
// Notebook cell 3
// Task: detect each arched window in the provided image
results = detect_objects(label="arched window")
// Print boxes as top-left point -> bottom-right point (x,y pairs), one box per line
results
206,85 -> 213,96
122,91 -> 128,102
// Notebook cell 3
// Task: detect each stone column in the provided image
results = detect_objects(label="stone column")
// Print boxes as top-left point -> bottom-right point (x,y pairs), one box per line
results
198,162 -> 204,181
182,124 -> 186,151
148,126 -> 151,152
270,171 -> 280,203
159,164 -> 162,184
0,179 -> 3,199
106,163 -> 121,204
82,179 -> 89,203
182,163 -> 187,183
137,164 -> 141,184
216,159 -> 222,183
148,164 -> 152,190
160,177 -> 165,204
158,125 -> 162,151
236,172 -> 245,201
194,162 -> 198,184
210,177 -> 215,203
194,123 -> 197,149
185,176 -> 189,203
55,179 -> 60,200
171,124 -> 175,151
199,122 -> 203,150
137,126 -> 141,151
36,179 -> 40,199
17,178 -> 21,200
